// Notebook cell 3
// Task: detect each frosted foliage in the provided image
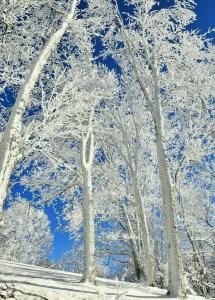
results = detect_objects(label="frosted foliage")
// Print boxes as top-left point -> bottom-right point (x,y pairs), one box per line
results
0,0 -> 76,93
0,0 -> 53,91
65,202 -> 83,232
0,0 -> 214,297
87,0 -> 214,296
0,198 -> 53,264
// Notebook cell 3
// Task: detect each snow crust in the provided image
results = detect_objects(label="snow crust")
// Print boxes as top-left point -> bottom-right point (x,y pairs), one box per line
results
0,260 -> 207,300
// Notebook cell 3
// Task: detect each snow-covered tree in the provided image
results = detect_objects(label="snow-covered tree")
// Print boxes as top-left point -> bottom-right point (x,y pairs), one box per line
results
0,0 -> 214,296
17,53 -> 117,284
0,196 -> 53,264
0,0 -> 78,224
86,0 -> 214,296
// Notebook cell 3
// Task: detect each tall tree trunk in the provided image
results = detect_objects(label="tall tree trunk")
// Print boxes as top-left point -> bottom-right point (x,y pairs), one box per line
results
132,247 -> 145,281
0,0 -> 78,225
177,191 -> 207,296
154,100 -> 185,296
117,18 -> 185,295
112,111 -> 154,286
132,177 -> 155,286
122,201 -> 145,281
80,122 -> 96,284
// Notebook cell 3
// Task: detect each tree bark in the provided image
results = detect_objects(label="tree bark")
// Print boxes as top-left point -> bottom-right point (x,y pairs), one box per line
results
178,190 -> 207,296
122,201 -> 146,281
117,20 -> 185,296
132,247 -> 145,281
80,122 -> 96,284
153,99 -> 185,296
132,177 -> 155,286
111,111 -> 154,286
0,0 -> 78,225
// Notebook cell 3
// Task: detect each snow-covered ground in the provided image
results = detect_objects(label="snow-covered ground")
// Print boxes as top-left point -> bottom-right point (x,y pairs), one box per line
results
0,260 -> 206,300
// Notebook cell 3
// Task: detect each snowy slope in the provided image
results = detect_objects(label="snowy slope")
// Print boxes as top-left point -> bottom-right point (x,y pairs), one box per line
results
0,260 -> 206,300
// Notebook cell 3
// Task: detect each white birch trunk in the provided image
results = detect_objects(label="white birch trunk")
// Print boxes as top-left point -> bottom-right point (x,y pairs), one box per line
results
80,122 -> 96,284
0,0 -> 78,224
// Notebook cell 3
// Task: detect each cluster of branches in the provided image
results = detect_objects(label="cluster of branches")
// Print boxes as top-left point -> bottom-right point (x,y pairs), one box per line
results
0,0 -> 214,298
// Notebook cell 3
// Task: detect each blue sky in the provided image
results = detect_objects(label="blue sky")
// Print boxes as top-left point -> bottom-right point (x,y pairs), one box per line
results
6,0 -> 215,263
194,0 -> 215,33
157,0 -> 215,34
158,0 -> 215,34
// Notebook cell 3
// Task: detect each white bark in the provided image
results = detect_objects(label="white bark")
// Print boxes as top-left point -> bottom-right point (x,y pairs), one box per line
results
132,176 -> 155,286
154,100 -> 185,296
0,0 -> 78,224
80,121 -> 96,284
110,112 -> 154,285
118,20 -> 185,296
122,202 -> 145,281
151,49 -> 185,296
113,115 -> 155,286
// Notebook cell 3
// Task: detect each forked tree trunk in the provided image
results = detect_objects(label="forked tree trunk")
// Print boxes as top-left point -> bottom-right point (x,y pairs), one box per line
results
80,122 -> 96,284
0,0 -> 78,225
132,247 -> 145,280
123,202 -> 145,281
132,177 -> 155,286
113,113 -> 154,286
133,255 -> 145,282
